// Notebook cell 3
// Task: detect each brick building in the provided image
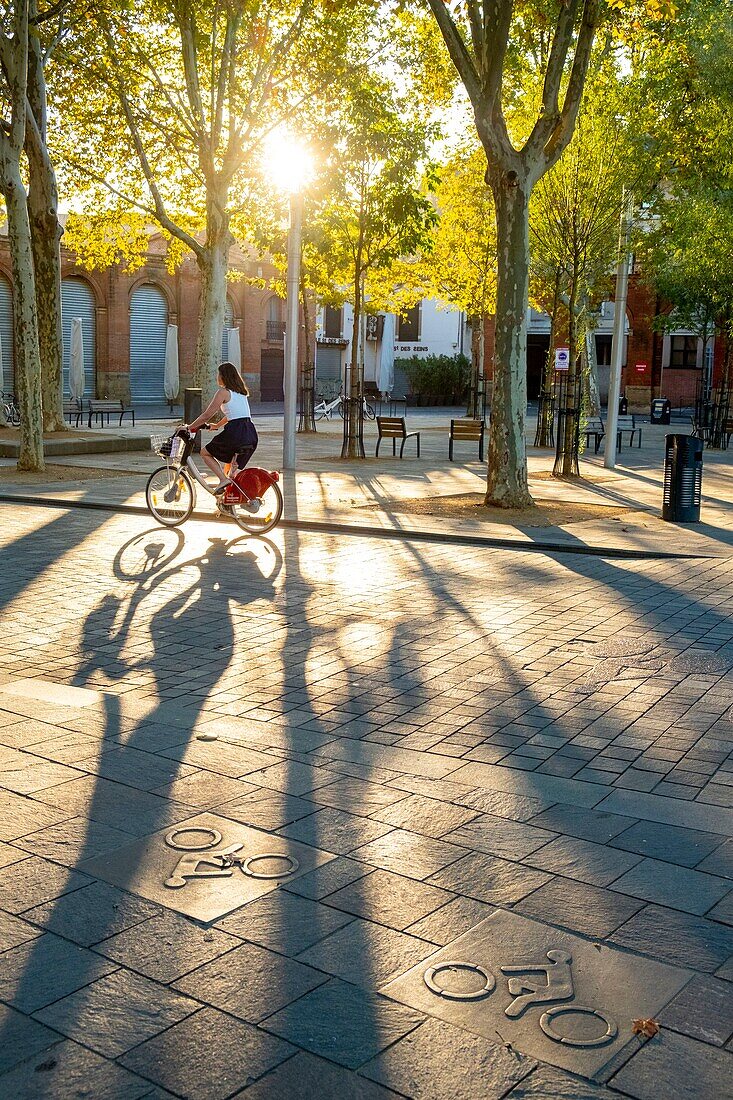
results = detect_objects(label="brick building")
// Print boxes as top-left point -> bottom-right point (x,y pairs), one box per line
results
0,232 -> 288,405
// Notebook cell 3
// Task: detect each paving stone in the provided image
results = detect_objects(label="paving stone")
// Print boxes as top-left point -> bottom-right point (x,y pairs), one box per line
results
0,1003 -> 61,1075
0,790 -> 71,841
406,895 -> 495,945
503,1065 -> 622,1099
445,814 -> 556,861
285,855 -> 372,900
0,932 -> 116,1012
514,878 -> 645,938
361,1016 -> 535,1099
610,1029 -> 733,1100
243,760 -> 336,795
0,854 -> 89,914
280,806 -> 393,854
0,1038 -> 154,1100
35,967 -> 199,1057
308,776 -> 407,815
325,870 -> 454,932
238,1051 -> 399,1099
429,852 -> 551,905
297,917 -> 430,986
371,793 -> 480,838
610,904 -> 733,972
525,836 -> 643,887
0,909 -> 43,952
80,811 -> 335,924
0,841 -> 28,869
455,788 -> 552,821
13,816 -> 133,866
609,858 -> 730,915
528,805 -> 636,844
120,1006 -> 294,1099
0,756 -> 86,795
217,889 -> 353,951
658,973 -> 733,1045
36,775 -> 191,835
174,941 -> 327,1023
351,829 -> 467,880
159,738 -> 275,779
155,770 -> 260,807
75,746 -> 192,791
214,788 -> 318,830
23,880 -> 161,946
94,910 -> 240,982
708,891 -> 733,926
262,976 -> 423,1069
609,820 -> 726,868
381,908 -> 691,1080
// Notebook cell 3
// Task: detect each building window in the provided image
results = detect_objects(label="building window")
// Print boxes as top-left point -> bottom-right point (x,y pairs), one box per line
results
670,335 -> 698,368
397,304 -> 420,342
324,305 -> 342,339
266,298 -> 284,342
595,335 -> 612,366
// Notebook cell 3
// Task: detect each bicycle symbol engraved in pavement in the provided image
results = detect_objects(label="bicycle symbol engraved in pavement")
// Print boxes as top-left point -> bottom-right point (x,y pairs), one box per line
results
163,826 -> 300,890
423,949 -> 618,1048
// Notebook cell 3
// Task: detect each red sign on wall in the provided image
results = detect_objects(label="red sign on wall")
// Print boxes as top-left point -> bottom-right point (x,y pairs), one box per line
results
635,363 -> 647,374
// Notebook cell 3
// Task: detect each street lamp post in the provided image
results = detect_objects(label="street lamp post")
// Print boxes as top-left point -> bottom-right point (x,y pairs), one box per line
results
605,190 -> 634,471
283,190 -> 303,471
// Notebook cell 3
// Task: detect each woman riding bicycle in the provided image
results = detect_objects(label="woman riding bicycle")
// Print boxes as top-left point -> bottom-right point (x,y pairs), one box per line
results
186,362 -> 258,495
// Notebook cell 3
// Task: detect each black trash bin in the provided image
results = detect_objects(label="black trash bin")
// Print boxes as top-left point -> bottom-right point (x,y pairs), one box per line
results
651,398 -> 671,425
662,434 -> 703,522
184,387 -> 202,453
619,396 -> 628,415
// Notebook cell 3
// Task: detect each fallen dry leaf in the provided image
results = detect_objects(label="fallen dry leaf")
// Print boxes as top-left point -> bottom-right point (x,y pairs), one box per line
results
632,1018 -> 660,1038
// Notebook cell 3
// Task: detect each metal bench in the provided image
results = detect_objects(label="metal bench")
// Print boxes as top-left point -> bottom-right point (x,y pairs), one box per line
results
63,399 -> 82,428
375,416 -> 420,458
583,415 -> 605,454
449,418 -> 484,461
88,399 -> 136,428
617,414 -> 641,449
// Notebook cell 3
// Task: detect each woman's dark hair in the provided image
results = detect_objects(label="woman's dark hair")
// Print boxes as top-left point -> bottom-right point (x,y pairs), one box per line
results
218,361 -> 249,395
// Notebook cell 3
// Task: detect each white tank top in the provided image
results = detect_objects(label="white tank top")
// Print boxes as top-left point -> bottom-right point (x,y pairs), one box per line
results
222,389 -> 251,420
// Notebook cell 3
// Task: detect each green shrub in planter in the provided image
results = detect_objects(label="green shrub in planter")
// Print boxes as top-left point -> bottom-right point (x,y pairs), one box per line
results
396,354 -> 470,402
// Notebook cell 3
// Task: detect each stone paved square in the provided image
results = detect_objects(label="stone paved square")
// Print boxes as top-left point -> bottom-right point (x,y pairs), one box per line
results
1,497 -> 733,1097
79,811 -> 336,923
381,909 -> 692,1079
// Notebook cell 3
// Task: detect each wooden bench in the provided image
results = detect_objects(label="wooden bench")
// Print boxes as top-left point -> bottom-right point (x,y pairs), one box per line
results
583,415 -> 605,454
449,418 -> 484,461
616,414 -> 641,449
375,416 -> 420,458
63,399 -> 82,428
88,399 -> 136,428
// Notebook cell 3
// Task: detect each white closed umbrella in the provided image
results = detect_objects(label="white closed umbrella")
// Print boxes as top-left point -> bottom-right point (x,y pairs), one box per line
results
376,313 -> 395,395
69,318 -> 85,400
164,324 -> 179,404
227,326 -> 241,371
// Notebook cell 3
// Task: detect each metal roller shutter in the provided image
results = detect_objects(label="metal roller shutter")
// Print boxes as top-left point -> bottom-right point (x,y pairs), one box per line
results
221,299 -> 233,361
260,349 -> 284,401
316,345 -> 342,382
0,275 -> 14,395
62,277 -> 96,398
130,285 -> 168,402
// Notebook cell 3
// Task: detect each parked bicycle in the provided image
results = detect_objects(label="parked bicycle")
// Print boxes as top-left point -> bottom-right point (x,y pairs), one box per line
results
1,392 -> 20,426
314,390 -> 376,421
146,427 -> 283,533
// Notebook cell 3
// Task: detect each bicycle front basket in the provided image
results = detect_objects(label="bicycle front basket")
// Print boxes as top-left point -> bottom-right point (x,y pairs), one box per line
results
151,433 -> 183,459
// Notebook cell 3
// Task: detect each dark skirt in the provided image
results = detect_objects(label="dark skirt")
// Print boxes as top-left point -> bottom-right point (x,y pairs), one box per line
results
206,417 -> 258,465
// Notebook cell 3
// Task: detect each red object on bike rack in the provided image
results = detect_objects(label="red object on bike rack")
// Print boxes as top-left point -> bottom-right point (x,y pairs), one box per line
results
222,467 -> 279,505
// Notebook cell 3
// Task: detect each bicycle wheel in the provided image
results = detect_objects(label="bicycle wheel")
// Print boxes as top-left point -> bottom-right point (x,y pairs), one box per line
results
364,400 -> 376,420
229,481 -> 283,535
146,466 -> 194,527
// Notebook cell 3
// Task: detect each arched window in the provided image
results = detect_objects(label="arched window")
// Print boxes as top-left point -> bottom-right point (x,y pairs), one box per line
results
266,297 -> 284,341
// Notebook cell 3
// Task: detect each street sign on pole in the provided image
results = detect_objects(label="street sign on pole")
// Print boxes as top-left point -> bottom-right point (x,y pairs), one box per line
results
555,347 -> 570,372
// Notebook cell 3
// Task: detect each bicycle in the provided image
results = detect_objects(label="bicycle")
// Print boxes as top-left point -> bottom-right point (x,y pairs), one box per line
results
146,427 -> 284,533
1,392 -> 20,426
314,391 -> 376,421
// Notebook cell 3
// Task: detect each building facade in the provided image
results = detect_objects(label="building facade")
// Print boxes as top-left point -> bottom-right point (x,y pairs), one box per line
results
0,233 -> 289,405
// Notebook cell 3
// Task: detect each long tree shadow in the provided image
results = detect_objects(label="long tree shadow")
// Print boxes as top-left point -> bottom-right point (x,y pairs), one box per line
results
0,524 -> 289,1091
